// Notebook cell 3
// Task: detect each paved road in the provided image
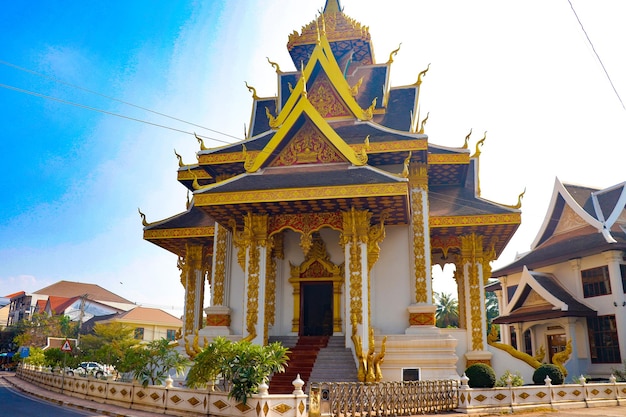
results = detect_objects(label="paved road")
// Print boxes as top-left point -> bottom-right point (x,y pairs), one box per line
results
0,378 -> 95,416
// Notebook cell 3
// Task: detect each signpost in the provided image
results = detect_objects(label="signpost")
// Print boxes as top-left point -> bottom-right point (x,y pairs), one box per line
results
60,339 -> 72,394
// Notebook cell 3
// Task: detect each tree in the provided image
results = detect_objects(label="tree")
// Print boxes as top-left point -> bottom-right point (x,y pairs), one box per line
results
186,337 -> 289,405
435,292 -> 459,328
12,313 -> 78,348
485,288 -> 500,335
79,322 -> 139,370
123,339 -> 190,387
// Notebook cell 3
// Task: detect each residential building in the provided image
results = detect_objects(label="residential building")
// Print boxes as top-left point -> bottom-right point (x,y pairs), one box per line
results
492,178 -> 626,380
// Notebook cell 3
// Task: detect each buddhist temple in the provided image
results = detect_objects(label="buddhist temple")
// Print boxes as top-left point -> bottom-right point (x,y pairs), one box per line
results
142,0 -> 522,384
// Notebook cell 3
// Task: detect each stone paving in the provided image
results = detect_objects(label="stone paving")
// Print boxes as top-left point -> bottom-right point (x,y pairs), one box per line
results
3,370 -> 626,417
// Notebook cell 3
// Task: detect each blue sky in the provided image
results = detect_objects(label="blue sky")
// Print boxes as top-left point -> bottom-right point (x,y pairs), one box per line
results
1,1 -> 625,316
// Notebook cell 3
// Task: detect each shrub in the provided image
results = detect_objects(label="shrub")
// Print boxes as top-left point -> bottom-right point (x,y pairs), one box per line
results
495,369 -> 524,387
465,363 -> 496,388
533,364 -> 564,385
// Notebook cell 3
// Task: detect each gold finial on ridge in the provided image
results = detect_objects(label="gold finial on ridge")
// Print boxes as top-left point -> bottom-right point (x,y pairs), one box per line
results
418,112 -> 429,134
503,188 -> 526,209
194,132 -> 207,151
266,57 -> 281,73
174,149 -> 184,167
387,43 -> 402,65
186,190 -> 191,210
188,167 -> 205,191
415,63 -> 430,86
138,208 -> 149,227
265,107 -> 278,128
364,135 -> 371,151
471,131 -> 486,158
462,128 -> 472,149
350,77 -> 363,96
245,81 -> 259,100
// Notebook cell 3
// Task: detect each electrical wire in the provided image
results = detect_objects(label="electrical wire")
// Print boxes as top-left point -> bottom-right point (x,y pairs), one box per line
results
567,0 -> 625,111
0,82 -> 235,145
0,59 -> 243,140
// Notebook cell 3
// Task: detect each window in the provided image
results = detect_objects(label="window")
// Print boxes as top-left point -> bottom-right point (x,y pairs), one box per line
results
134,327 -> 144,340
523,329 -> 533,356
621,264 -> 626,293
587,315 -> 621,363
582,266 -> 612,298
166,329 -> 176,341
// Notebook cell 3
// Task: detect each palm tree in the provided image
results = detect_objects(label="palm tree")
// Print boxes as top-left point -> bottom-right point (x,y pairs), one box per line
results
435,292 -> 459,328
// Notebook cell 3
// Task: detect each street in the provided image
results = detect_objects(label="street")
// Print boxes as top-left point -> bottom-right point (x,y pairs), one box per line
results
0,379 -> 96,417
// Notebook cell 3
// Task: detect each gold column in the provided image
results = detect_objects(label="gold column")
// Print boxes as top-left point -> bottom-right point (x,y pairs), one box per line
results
461,233 -> 493,366
181,243 -> 205,336
212,223 -> 228,306
264,233 -> 282,345
232,213 -> 269,343
453,257 -> 466,329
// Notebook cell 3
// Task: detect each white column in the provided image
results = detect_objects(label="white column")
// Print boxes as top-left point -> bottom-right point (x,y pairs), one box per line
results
604,251 -> 626,362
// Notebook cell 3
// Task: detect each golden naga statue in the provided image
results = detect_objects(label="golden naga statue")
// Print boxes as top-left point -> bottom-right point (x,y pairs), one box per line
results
552,340 -> 572,377
351,321 -> 387,382
533,345 -> 546,363
184,330 -> 207,359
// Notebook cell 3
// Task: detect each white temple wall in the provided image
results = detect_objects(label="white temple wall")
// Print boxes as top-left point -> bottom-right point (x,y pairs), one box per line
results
370,225 -> 412,335
227,245 -> 244,336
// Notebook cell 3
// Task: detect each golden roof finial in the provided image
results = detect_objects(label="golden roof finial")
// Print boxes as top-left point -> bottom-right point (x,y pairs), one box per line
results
265,107 -> 278,128
194,132 -> 207,151
386,43 -> 401,65
266,57 -> 281,73
415,63 -> 430,86
300,62 -> 308,98
174,149 -> 184,167
507,188 -> 526,209
138,208 -> 150,227
186,190 -> 191,210
188,168 -> 203,191
462,128 -> 472,149
245,82 -> 260,100
364,135 -> 371,151
418,112 -> 429,134
471,131 -> 487,158
323,0 -> 342,14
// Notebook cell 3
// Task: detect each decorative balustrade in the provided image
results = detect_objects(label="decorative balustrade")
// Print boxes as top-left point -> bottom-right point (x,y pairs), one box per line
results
17,365 -> 307,417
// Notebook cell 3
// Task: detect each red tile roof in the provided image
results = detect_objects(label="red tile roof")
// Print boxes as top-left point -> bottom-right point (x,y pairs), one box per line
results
33,280 -> 132,304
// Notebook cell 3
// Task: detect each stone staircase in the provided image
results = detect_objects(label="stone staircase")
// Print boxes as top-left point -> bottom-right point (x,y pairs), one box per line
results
268,336 -> 329,394
268,336 -> 358,393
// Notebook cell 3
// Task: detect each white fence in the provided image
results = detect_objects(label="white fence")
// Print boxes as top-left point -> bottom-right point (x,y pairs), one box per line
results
17,365 -> 308,417
456,374 -> 626,414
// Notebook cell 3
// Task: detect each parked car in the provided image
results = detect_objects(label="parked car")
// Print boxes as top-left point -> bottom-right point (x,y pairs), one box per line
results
65,361 -> 108,378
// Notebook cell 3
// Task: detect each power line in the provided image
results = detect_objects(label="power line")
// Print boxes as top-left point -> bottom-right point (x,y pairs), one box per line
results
567,0 -> 625,111
0,82 -> 235,145
0,59 -> 243,141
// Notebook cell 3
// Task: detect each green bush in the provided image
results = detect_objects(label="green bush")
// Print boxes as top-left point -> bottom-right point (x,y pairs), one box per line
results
533,364 -> 564,385
465,363 -> 496,388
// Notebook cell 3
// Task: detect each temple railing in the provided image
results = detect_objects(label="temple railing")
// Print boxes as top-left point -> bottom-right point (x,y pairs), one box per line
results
17,365 -> 307,417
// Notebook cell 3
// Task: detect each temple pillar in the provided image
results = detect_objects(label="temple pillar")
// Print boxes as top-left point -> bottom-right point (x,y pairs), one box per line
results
342,208 -> 371,352
604,250 -> 626,362
204,223 -> 232,335
233,213 -> 269,345
181,243 -> 209,336
460,233 -> 492,366
406,163 -> 436,332
264,232 -> 283,343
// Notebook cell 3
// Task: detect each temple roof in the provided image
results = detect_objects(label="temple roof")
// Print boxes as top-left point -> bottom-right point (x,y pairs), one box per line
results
494,178 -> 626,276
493,267 -> 596,324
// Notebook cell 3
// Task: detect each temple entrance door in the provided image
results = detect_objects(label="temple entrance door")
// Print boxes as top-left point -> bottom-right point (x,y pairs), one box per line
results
300,282 -> 333,336
548,333 -> 566,363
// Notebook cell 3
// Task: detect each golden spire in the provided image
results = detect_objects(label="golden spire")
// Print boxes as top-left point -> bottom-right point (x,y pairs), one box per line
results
471,131 -> 486,158
401,151 -> 412,178
266,57 -> 281,73
418,112 -> 429,134
323,0 -> 342,14
138,208 -> 150,227
414,63 -> 430,86
194,132 -> 207,151
462,128 -> 472,149
245,82 -> 260,100
386,43 -> 401,65
174,149 -> 184,167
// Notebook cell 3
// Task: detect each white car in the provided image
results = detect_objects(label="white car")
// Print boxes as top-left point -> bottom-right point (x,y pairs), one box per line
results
66,361 -> 107,378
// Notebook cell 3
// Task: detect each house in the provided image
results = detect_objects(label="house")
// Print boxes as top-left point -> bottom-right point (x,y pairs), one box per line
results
6,281 -> 136,326
141,0 -> 523,385
491,178 -> 626,380
96,307 -> 182,342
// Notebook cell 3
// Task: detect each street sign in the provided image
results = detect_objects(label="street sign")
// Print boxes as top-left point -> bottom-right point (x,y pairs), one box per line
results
61,339 -> 72,352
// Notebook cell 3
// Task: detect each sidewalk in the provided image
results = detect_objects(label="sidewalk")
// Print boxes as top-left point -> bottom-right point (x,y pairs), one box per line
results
3,371 -> 626,417
1,371 -> 176,417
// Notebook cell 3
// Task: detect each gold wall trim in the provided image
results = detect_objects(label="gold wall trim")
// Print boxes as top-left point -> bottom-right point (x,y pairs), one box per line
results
428,154 -> 470,164
195,183 -> 408,206
430,213 -> 521,228
198,150 -> 258,165
144,226 -> 215,240
177,169 -> 212,180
